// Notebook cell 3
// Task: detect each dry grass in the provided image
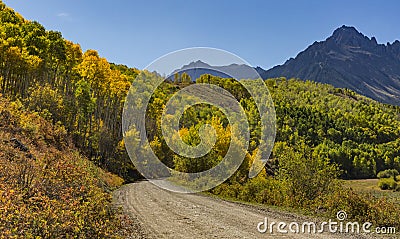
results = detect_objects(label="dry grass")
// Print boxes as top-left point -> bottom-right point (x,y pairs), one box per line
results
343,179 -> 400,204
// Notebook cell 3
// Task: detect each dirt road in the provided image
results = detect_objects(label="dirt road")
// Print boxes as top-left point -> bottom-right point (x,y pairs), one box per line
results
113,181 -> 379,239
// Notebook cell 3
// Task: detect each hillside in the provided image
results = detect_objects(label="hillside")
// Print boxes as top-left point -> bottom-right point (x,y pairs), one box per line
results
267,78 -> 400,178
260,25 -> 400,105
0,3 -> 139,237
0,95 -> 135,238
0,1 -> 138,181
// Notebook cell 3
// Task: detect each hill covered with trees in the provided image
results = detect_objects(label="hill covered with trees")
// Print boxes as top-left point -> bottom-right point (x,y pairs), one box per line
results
0,2 -> 136,237
0,94 -> 134,237
139,74 -> 400,180
0,1 -> 138,181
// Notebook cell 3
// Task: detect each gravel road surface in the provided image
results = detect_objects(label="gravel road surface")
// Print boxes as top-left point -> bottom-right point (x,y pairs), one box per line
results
113,181 -> 386,239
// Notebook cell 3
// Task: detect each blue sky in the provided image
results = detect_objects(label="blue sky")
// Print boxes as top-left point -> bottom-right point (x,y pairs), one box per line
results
3,0 -> 400,70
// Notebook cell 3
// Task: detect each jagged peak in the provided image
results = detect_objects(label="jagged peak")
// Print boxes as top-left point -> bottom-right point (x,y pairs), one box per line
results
326,25 -> 388,49
328,25 -> 400,49
330,25 -> 369,45
332,25 -> 361,36
391,40 -> 400,47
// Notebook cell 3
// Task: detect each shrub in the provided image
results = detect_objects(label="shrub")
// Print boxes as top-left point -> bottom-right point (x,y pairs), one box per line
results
238,176 -> 269,202
377,169 -> 399,180
255,178 -> 284,206
378,178 -> 397,190
212,182 -> 242,199
276,143 -> 340,207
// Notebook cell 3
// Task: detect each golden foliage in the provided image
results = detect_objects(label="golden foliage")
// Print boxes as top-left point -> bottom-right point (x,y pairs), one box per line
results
0,97 -> 128,238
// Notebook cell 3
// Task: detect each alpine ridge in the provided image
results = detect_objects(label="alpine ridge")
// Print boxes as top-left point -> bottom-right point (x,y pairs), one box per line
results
259,25 -> 400,105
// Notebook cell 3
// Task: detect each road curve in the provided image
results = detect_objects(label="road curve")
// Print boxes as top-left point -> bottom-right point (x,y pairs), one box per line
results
113,181 -> 377,239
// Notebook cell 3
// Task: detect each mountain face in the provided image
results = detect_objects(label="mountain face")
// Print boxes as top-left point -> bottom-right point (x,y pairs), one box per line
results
259,25 -> 400,105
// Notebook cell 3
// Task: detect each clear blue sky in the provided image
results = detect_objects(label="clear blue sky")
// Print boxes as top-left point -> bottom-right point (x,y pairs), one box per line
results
3,0 -> 400,70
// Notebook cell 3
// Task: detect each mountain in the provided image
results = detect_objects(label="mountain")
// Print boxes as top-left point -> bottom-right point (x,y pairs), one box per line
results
259,25 -> 400,105
172,26 -> 400,105
169,60 -> 260,81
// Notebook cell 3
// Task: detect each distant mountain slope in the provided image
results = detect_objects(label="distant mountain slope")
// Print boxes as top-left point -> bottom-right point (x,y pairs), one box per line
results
169,60 -> 260,81
259,26 -> 400,105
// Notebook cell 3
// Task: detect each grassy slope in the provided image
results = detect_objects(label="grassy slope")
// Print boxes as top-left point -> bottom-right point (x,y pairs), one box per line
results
0,95 -> 131,238
344,179 -> 400,204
